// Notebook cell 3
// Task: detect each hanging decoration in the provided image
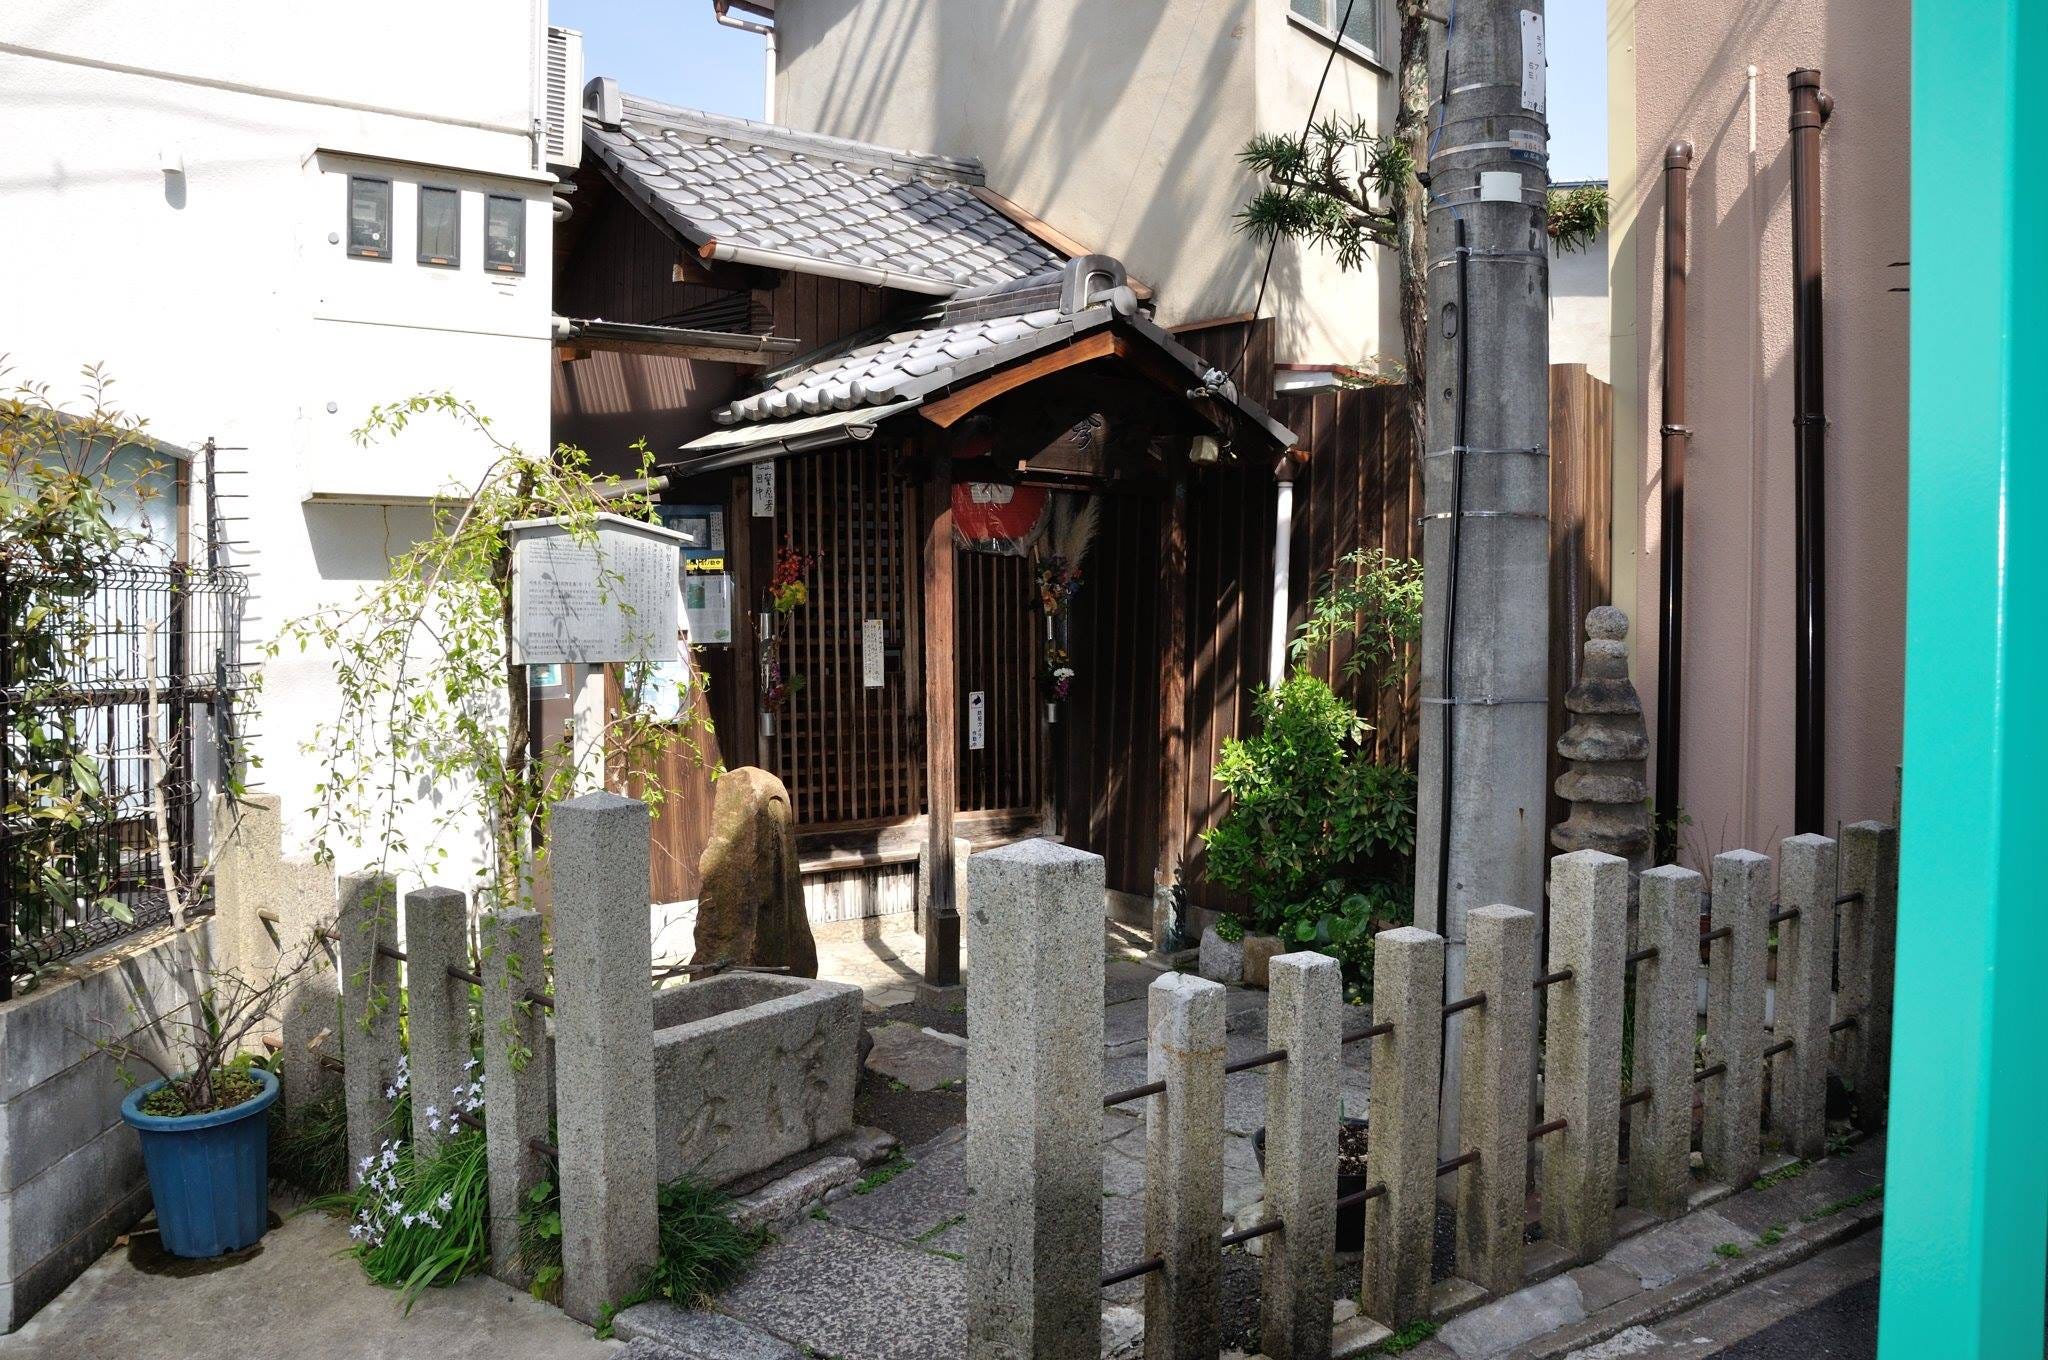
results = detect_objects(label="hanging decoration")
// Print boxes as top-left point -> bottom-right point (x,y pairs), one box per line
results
953,480 -> 1050,556
762,538 -> 814,717
1036,495 -> 1099,719
769,539 -> 813,613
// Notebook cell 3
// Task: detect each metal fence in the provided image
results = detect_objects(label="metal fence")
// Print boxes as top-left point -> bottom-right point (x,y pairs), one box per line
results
1,560 -> 250,998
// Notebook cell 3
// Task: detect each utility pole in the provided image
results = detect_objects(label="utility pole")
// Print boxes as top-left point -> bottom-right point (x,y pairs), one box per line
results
1413,0 -> 1552,1155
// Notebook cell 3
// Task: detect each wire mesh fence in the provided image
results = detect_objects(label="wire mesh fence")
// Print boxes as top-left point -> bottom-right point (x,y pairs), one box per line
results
2,559 -> 250,997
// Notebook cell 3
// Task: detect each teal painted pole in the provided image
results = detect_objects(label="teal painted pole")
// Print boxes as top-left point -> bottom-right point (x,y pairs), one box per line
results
1880,3 -> 2048,1356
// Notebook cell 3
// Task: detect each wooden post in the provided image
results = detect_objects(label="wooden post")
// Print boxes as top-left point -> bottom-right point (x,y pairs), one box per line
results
923,446 -> 961,990
1156,474 -> 1189,896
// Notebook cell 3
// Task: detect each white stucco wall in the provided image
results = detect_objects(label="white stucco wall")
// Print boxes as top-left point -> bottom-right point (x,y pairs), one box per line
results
770,0 -> 1398,367
1,2 -> 558,889
1549,223 -> 1610,381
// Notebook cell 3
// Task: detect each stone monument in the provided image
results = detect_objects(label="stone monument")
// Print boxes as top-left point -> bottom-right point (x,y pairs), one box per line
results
692,766 -> 818,978
1550,606 -> 1652,875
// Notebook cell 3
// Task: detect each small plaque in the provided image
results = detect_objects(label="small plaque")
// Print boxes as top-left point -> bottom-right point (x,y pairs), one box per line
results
751,461 -> 776,518
967,691 -> 986,751
862,619 -> 885,689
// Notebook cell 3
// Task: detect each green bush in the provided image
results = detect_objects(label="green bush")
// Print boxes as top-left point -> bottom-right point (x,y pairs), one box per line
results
1201,671 -> 1415,989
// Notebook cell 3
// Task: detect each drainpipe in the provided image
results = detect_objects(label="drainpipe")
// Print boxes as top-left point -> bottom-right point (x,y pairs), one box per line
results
1788,70 -> 1832,833
1268,454 -> 1301,687
712,1 -> 777,121
1653,140 -> 1693,862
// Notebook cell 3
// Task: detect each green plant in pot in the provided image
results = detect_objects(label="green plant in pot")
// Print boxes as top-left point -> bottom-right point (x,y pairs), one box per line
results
96,931 -> 327,1258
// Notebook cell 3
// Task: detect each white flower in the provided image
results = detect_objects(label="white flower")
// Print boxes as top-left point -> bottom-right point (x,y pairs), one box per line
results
358,1155 -> 374,1173
436,1192 -> 454,1212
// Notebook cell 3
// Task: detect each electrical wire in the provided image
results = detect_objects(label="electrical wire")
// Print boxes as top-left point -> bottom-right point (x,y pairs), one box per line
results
1229,0 -> 1364,385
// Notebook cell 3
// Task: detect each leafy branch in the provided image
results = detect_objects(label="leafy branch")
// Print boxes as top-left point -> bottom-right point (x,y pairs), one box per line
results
1547,184 -> 1610,254
1236,115 -> 1414,272
272,394 -> 713,909
1291,548 -> 1424,687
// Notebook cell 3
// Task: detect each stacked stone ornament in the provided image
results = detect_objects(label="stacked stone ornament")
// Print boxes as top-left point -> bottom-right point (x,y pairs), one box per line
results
1551,606 -> 1652,875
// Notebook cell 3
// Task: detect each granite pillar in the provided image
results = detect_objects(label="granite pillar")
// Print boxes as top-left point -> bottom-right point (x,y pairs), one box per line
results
1362,927 -> 1443,1327
339,872 -> 403,1179
1836,821 -> 1899,1131
1702,850 -> 1770,1188
276,858 -> 342,1117
551,792 -> 658,1325
403,886 -> 472,1157
482,907 -> 554,1289
1770,834 -> 1837,1160
1456,904 -> 1537,1293
1143,972 -> 1225,1360
1539,850 -> 1626,1263
1259,951 -> 1341,1360
965,840 -> 1105,1360
1629,866 -> 1701,1217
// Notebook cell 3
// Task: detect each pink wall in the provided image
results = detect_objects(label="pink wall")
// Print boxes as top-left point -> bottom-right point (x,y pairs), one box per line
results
1623,0 -> 1909,859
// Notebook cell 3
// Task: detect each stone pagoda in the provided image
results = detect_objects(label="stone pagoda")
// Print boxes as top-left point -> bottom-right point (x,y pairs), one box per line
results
1551,605 -> 1652,875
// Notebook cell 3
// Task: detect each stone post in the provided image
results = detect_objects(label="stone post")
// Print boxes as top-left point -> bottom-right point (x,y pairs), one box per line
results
1549,607 -> 1652,877
551,792 -> 658,1325
966,839 -> 1105,1360
208,793 -> 282,986
403,886 -> 471,1157
1456,904 -> 1537,1294
1629,866 -> 1701,1217
1259,951 -> 1341,1360
1770,834 -> 1837,1159
482,907 -> 554,1289
1702,850 -> 1770,1188
1836,821 -> 1899,1131
1362,927 -> 1443,1328
339,872 -> 403,1178
1540,850 -> 1627,1263
277,858 -> 342,1117
1143,972 -> 1225,1360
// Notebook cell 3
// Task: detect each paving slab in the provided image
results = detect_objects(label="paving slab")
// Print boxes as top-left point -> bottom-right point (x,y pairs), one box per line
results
1436,1274 -> 1588,1359
821,1134 -> 967,1242
1603,1210 -> 1750,1289
865,1022 -> 967,1091
613,1302 -> 800,1359
717,1219 -> 964,1360
1568,1261 -> 1645,1313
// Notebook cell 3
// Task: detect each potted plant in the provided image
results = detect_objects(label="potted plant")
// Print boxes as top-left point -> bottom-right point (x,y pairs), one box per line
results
99,933 -> 325,1258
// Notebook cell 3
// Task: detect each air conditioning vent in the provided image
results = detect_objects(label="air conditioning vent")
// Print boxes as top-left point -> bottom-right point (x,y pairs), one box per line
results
542,26 -> 584,173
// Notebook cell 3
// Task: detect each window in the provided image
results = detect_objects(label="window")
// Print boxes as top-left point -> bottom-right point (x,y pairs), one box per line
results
484,194 -> 525,275
346,176 -> 392,259
1289,0 -> 1382,63
417,186 -> 461,267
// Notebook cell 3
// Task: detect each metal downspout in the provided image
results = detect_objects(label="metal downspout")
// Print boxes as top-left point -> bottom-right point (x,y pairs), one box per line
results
1654,141 -> 1693,861
1789,70 -> 1832,833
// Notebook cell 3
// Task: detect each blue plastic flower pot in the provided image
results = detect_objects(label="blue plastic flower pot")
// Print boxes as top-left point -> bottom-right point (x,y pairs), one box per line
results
119,1067 -> 278,1258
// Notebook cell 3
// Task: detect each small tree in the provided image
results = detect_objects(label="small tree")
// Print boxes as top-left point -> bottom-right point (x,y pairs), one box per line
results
1291,548 -> 1424,687
275,395 -> 711,907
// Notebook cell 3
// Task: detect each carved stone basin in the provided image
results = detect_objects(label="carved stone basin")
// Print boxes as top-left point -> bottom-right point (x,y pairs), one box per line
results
648,972 -> 863,1187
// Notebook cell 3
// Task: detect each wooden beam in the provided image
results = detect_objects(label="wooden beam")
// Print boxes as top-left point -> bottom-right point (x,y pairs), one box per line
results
920,444 -> 962,989
555,334 -> 788,364
968,185 -> 1154,300
920,331 -> 1124,429
1156,473 -> 1190,894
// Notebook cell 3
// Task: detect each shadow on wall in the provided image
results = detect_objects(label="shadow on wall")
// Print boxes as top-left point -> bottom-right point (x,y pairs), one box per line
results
552,351 -> 735,478
304,503 -> 438,582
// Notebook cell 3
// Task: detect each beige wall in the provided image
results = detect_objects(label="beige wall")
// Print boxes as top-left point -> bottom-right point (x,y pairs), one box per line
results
1550,224 -> 1610,381
772,0 -> 1398,365
1617,0 -> 1909,858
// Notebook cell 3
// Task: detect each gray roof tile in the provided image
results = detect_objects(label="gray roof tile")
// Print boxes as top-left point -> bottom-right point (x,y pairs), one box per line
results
587,93 -> 1063,292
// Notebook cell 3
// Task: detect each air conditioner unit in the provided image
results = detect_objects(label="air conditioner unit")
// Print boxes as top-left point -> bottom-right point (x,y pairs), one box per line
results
542,26 -> 584,174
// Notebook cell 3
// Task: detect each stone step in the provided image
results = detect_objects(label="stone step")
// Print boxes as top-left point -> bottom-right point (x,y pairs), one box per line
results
613,1302 -> 802,1360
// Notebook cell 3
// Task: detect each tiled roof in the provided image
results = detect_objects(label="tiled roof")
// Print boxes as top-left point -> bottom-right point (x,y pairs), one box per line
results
715,305 -> 1077,425
585,94 -> 1064,294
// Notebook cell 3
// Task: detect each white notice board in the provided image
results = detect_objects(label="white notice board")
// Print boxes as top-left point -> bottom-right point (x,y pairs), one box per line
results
508,514 -> 685,665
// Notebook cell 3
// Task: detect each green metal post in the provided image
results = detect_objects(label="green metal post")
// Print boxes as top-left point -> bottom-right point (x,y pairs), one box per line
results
1880,4 -> 2048,1355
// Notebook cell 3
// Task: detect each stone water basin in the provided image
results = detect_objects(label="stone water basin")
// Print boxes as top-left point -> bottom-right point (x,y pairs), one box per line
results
648,972 -> 863,1187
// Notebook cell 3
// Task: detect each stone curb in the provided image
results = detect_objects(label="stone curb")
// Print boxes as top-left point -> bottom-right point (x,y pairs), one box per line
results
1503,1200 -> 1883,1360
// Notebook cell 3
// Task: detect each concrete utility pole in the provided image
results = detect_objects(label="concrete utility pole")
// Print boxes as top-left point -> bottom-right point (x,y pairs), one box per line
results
1413,0 -> 1552,1155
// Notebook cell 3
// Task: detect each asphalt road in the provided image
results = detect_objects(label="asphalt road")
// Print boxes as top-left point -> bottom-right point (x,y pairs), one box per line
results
1710,1276 -> 1877,1359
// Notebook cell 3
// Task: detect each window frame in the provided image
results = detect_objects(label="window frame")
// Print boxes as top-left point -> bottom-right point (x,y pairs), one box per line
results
1286,0 -> 1389,70
416,184 -> 462,269
345,174 -> 394,260
483,194 -> 526,276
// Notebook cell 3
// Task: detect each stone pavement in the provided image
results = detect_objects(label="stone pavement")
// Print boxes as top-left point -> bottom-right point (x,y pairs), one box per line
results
618,928 -> 1378,1360
0,1206 -> 622,1360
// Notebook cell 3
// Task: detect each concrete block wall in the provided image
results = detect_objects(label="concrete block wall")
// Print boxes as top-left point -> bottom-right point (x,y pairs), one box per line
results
0,922 -> 214,1332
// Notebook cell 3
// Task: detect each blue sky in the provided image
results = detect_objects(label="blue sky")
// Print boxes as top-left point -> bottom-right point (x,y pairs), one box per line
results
552,0 -> 1608,182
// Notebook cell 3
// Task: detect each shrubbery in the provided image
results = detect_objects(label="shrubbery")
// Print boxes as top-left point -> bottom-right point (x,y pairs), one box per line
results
1202,671 -> 1415,992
